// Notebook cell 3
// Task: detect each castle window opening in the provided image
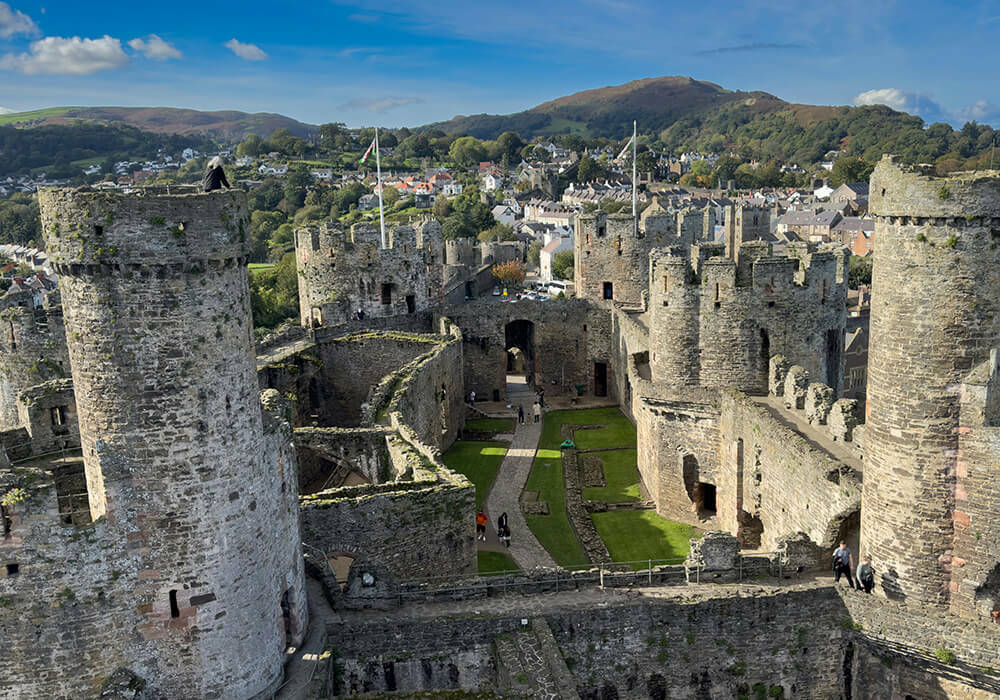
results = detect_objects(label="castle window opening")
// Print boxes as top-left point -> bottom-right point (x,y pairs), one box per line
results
169,590 -> 180,618
94,225 -> 103,236
663,275 -> 670,292
406,295 -> 416,314
597,223 -> 606,238
311,230 -> 320,250
381,283 -> 393,305
698,483 -> 717,515
1,504 -> 10,538
603,282 -> 614,300
50,405 -> 66,426
54,462 -> 92,527
3,562 -> 19,576
714,282 -> 721,308
617,237 -> 622,255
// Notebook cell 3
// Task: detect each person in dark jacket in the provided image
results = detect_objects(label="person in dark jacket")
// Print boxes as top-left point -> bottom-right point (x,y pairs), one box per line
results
203,156 -> 231,192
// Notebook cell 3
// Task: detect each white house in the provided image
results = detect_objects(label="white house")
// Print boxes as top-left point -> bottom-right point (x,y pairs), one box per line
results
539,235 -> 573,281
483,172 -> 502,191
441,182 -> 464,196
235,156 -> 254,167
310,168 -> 333,180
258,164 -> 289,176
814,184 -> 834,199
491,205 -> 517,226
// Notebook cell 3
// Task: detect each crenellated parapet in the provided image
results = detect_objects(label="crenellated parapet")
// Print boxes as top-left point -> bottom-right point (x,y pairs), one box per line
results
296,219 -> 444,327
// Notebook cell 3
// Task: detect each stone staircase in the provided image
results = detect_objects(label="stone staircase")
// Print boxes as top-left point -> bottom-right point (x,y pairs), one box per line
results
493,618 -> 580,700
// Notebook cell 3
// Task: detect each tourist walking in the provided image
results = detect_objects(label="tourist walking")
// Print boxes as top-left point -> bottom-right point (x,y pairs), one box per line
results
497,512 -> 508,541
475,511 -> 488,541
499,524 -> 511,548
469,390 -> 476,405
538,386 -> 545,407
832,542 -> 856,589
517,405 -> 524,424
857,555 -> 875,594
533,401 -> 541,424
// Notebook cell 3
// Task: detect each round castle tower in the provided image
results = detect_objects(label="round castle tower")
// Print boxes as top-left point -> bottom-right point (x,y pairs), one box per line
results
865,156 -> 1000,607
38,187 -> 306,698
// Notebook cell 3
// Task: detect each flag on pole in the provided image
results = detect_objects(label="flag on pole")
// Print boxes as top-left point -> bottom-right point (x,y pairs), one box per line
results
617,135 -> 634,160
360,137 -> 377,164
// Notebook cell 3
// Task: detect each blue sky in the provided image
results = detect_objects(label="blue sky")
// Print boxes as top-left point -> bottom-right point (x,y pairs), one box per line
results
0,1 -> 997,128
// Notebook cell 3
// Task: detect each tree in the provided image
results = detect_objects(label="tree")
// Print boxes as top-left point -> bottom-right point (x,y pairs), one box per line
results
491,260 -> 526,286
237,133 -> 264,158
848,256 -> 872,289
551,251 -> 574,280
249,210 -> 285,262
495,131 -> 524,162
249,252 -> 299,329
449,136 -> 487,168
527,241 -> 542,267
576,154 -> 604,183
830,157 -> 875,187
477,223 -> 516,242
712,155 -> 742,186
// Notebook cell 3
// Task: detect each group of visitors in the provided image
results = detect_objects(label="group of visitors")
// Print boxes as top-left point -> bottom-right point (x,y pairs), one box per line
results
475,510 -> 511,547
833,541 -> 875,593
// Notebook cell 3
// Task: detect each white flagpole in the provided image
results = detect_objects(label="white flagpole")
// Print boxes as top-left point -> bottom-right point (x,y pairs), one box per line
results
632,120 -> 638,235
376,128 -> 386,249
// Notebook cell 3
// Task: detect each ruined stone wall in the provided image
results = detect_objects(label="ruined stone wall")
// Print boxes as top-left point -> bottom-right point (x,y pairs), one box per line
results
295,220 -> 443,327
0,289 -> 69,429
609,305 -> 649,421
950,355 -> 1000,621
717,390 -> 862,554
864,156 -> 1000,608
15,378 -> 79,454
34,186 -> 306,699
330,586 -> 850,698
635,392 -> 722,527
649,243 -> 848,395
440,299 -> 613,402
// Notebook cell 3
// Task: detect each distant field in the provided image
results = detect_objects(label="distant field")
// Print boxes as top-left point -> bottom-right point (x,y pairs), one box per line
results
0,107 -> 75,126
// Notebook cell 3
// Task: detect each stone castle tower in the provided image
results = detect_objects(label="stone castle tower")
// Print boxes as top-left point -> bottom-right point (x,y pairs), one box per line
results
296,219 -> 443,327
14,186 -> 308,698
865,156 -> 1000,611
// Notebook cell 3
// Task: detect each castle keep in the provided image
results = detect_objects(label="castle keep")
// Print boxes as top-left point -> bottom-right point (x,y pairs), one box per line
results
2,154 -> 999,698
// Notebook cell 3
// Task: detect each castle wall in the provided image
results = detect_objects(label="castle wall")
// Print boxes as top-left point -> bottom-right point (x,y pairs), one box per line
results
0,290 -> 69,429
575,212 -> 654,305
330,587 -> 850,698
864,157 -> 1000,608
15,378 -> 79,454
296,220 -> 443,328
649,245 -> 847,395
950,355 -> 1000,621
717,390 -> 862,553
440,299 -> 613,402
35,187 -> 306,699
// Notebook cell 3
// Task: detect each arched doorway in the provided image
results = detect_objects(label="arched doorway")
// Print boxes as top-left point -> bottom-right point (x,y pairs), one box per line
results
504,319 -> 535,398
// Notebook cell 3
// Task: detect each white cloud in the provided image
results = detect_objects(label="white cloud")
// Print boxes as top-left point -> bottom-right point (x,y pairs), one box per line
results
0,106 -> 12,114
340,96 -> 424,112
955,99 -> 1000,125
0,2 -> 38,39
128,34 -> 182,61
225,38 -> 267,61
852,87 -> 948,124
0,36 -> 129,75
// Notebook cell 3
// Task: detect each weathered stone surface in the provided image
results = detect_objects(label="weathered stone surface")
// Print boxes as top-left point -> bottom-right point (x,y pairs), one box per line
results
784,365 -> 810,409
769,354 -> 791,396
828,398 -> 860,442
804,382 -> 835,425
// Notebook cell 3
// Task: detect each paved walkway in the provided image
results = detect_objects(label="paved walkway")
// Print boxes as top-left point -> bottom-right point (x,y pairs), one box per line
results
485,414 -> 558,570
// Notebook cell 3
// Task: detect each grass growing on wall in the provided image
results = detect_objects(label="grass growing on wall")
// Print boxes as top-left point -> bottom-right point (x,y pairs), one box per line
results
581,449 -> 641,503
524,407 -> 638,567
591,510 -> 698,569
442,441 -> 507,510
478,550 -> 519,574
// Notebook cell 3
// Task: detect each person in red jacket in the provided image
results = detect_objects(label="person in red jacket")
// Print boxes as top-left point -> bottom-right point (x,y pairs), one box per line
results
475,511 -> 488,541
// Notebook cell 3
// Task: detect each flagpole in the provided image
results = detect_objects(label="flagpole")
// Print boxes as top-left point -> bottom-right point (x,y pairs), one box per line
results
376,128 -> 386,249
632,120 -> 637,236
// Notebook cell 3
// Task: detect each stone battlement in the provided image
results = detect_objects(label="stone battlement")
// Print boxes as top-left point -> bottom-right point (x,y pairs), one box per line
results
870,155 -> 1000,218
38,186 -> 250,266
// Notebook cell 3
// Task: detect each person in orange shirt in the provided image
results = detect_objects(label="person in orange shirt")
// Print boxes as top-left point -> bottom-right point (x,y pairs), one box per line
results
476,511 -> 488,541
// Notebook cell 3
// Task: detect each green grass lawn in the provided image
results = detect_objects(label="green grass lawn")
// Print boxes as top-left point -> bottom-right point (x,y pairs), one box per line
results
465,417 -> 515,433
0,106 -> 74,125
582,449 -> 641,502
442,441 -> 507,510
592,510 -> 698,569
523,407 -> 638,567
478,550 -> 519,575
248,263 -> 276,271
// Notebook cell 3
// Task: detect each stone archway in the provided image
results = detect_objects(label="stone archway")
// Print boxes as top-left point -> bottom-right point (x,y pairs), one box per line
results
504,319 -> 535,396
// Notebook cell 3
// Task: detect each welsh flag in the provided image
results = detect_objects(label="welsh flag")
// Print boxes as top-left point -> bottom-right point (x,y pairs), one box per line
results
360,137 -> 377,164
616,135 -> 634,160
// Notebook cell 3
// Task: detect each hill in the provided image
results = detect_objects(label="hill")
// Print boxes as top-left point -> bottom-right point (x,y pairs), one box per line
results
0,106 -> 316,141
420,75 -> 981,167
